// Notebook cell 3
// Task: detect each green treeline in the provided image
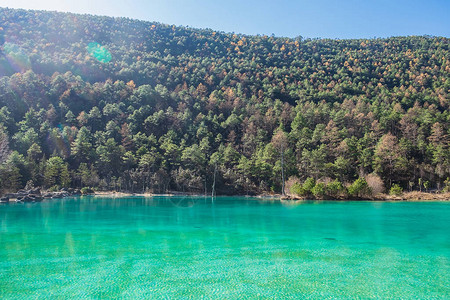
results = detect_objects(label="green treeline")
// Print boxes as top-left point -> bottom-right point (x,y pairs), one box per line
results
0,8 -> 449,195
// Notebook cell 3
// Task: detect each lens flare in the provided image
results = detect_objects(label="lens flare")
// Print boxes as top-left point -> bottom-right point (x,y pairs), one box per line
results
86,42 -> 112,63
2,42 -> 31,72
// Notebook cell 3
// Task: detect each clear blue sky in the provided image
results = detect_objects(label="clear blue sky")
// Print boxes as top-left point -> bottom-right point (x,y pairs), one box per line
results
1,0 -> 449,38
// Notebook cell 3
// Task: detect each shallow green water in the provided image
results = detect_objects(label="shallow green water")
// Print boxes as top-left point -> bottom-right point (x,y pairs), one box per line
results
0,197 -> 449,299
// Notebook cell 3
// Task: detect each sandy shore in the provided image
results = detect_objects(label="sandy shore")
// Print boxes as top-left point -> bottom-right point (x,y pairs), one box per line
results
91,191 -> 449,201
93,191 -> 205,197
93,191 -> 152,197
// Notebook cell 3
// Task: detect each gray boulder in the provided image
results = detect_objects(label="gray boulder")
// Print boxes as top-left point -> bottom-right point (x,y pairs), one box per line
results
22,196 -> 34,202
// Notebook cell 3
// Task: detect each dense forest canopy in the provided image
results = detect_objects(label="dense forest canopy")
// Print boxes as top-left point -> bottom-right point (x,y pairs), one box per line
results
0,7 -> 449,195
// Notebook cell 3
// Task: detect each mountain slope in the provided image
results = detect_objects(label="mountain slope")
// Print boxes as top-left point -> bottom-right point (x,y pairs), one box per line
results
0,7 -> 449,195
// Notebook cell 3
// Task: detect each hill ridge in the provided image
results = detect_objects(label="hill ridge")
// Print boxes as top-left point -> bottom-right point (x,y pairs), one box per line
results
0,7 -> 448,195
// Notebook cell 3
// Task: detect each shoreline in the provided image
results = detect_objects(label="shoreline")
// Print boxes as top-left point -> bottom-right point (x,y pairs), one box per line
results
92,191 -> 449,201
281,191 -> 450,202
2,190 -> 448,203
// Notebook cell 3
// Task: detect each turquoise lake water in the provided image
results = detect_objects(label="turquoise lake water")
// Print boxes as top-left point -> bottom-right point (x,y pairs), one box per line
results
0,196 -> 449,299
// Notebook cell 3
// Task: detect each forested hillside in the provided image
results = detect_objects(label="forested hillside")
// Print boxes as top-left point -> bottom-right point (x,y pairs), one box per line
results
0,7 -> 449,195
